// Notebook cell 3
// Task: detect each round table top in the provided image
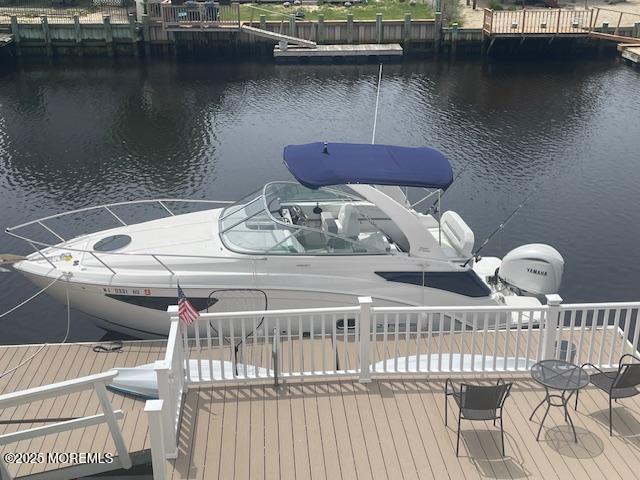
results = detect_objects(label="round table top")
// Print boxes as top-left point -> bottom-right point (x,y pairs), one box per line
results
530,359 -> 590,391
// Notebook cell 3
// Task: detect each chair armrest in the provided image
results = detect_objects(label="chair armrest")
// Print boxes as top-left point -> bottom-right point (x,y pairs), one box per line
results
582,362 -> 616,378
619,354 -> 640,365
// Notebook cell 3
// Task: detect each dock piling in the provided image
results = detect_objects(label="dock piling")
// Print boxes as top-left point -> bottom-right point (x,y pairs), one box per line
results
260,14 -> 266,30
129,13 -> 139,57
41,15 -> 52,57
10,16 -> 20,57
376,13 -> 383,44
103,15 -> 114,57
74,15 -> 83,56
289,14 -> 295,38
434,11 -> 442,56
347,13 -> 354,44
403,13 -> 411,45
318,14 -> 325,44
142,14 -> 151,57
451,22 -> 458,58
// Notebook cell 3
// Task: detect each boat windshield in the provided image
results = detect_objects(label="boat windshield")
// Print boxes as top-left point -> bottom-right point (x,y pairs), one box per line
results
219,182 -> 393,255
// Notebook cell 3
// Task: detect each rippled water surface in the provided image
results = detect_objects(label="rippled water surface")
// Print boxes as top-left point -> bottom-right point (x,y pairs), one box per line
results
0,58 -> 639,343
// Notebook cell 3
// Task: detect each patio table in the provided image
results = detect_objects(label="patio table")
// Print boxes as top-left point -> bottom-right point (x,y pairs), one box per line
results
529,359 -> 590,442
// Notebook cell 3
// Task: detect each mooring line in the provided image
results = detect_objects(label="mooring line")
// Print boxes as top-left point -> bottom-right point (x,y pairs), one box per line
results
0,274 -> 72,379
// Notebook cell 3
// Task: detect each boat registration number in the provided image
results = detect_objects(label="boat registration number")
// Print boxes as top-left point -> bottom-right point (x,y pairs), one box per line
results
102,287 -> 152,296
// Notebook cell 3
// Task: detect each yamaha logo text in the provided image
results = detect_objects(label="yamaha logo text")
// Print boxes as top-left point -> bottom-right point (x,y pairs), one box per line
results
527,267 -> 548,276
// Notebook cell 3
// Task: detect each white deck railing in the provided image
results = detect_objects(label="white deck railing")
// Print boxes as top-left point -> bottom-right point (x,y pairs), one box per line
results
144,295 -> 640,479
163,295 -> 640,384
0,371 -> 132,480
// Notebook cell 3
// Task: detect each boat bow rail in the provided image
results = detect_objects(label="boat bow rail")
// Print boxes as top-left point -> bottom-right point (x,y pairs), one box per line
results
3,198 -> 261,275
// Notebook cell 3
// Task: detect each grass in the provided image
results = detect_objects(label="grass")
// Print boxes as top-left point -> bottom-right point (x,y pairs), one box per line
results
239,0 -> 436,22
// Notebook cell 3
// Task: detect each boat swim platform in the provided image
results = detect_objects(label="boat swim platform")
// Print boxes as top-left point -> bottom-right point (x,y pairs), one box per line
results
164,326 -> 639,480
0,340 -> 167,479
274,43 -> 403,61
0,326 -> 635,480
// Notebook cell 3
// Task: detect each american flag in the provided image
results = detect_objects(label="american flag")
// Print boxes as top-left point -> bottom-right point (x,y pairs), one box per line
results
177,284 -> 199,326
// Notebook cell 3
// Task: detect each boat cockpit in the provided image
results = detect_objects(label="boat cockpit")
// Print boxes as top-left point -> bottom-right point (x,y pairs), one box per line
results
218,181 -> 400,256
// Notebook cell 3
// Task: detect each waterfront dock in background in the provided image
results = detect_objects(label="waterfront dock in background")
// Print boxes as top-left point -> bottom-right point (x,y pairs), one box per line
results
0,3 -> 639,60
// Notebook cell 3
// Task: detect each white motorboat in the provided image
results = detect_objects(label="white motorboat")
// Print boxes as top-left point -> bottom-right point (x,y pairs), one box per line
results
7,142 -> 564,337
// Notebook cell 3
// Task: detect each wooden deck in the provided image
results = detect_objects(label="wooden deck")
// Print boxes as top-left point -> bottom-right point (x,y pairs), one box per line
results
165,326 -> 640,479
0,324 -> 637,479
0,340 -> 166,479
620,44 -> 640,65
167,377 -> 640,480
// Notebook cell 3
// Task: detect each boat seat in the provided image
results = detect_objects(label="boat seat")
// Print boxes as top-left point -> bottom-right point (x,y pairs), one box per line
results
337,204 -> 360,239
440,210 -> 474,258
320,212 -> 339,235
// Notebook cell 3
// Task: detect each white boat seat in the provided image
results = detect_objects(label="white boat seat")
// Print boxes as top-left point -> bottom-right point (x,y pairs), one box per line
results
440,210 -> 474,258
337,203 -> 360,239
321,212 -> 339,235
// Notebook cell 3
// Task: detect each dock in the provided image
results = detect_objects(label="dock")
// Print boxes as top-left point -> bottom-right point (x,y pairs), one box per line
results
619,43 -> 640,66
274,43 -> 404,60
0,33 -> 13,48
2,297 -> 640,479
0,340 -> 166,479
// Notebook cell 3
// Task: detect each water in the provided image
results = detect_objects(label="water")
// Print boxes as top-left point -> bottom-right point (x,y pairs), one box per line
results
0,57 -> 639,344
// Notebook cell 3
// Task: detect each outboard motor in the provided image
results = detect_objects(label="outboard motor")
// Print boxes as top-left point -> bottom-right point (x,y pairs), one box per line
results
497,244 -> 564,298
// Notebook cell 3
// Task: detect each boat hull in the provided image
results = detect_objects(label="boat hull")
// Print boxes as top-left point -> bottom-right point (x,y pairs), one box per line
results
19,267 -> 508,338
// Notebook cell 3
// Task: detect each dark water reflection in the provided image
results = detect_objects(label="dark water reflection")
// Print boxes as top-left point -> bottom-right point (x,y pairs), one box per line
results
0,58 -> 639,343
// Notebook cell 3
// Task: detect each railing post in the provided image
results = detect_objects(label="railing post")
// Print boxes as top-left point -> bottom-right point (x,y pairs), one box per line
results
358,297 -> 373,384
542,294 -> 563,360
154,360 -> 177,458
145,399 -> 167,480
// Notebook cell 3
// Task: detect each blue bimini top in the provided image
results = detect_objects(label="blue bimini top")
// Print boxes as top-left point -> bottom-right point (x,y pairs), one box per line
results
283,142 -> 454,190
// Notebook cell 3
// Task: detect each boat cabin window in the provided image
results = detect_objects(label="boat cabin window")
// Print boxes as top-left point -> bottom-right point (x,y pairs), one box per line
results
219,182 -> 396,256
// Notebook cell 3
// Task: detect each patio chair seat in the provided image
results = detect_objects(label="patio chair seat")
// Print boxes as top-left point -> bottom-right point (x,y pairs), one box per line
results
451,391 -> 498,421
576,354 -> 640,436
590,371 -> 640,399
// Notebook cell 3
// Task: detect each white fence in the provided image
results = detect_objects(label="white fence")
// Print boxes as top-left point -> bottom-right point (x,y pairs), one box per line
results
145,294 -> 640,479
0,371 -> 131,480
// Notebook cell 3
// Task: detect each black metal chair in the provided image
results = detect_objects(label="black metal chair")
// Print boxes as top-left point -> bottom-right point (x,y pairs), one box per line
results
576,354 -> 640,436
445,379 -> 512,456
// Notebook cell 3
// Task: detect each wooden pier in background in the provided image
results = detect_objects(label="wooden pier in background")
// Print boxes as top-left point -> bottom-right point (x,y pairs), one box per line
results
619,43 -> 640,66
483,7 -> 640,42
274,43 -> 403,60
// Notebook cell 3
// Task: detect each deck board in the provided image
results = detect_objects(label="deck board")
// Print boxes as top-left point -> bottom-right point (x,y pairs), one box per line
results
167,374 -> 640,480
164,322 -> 640,480
0,340 -> 166,479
